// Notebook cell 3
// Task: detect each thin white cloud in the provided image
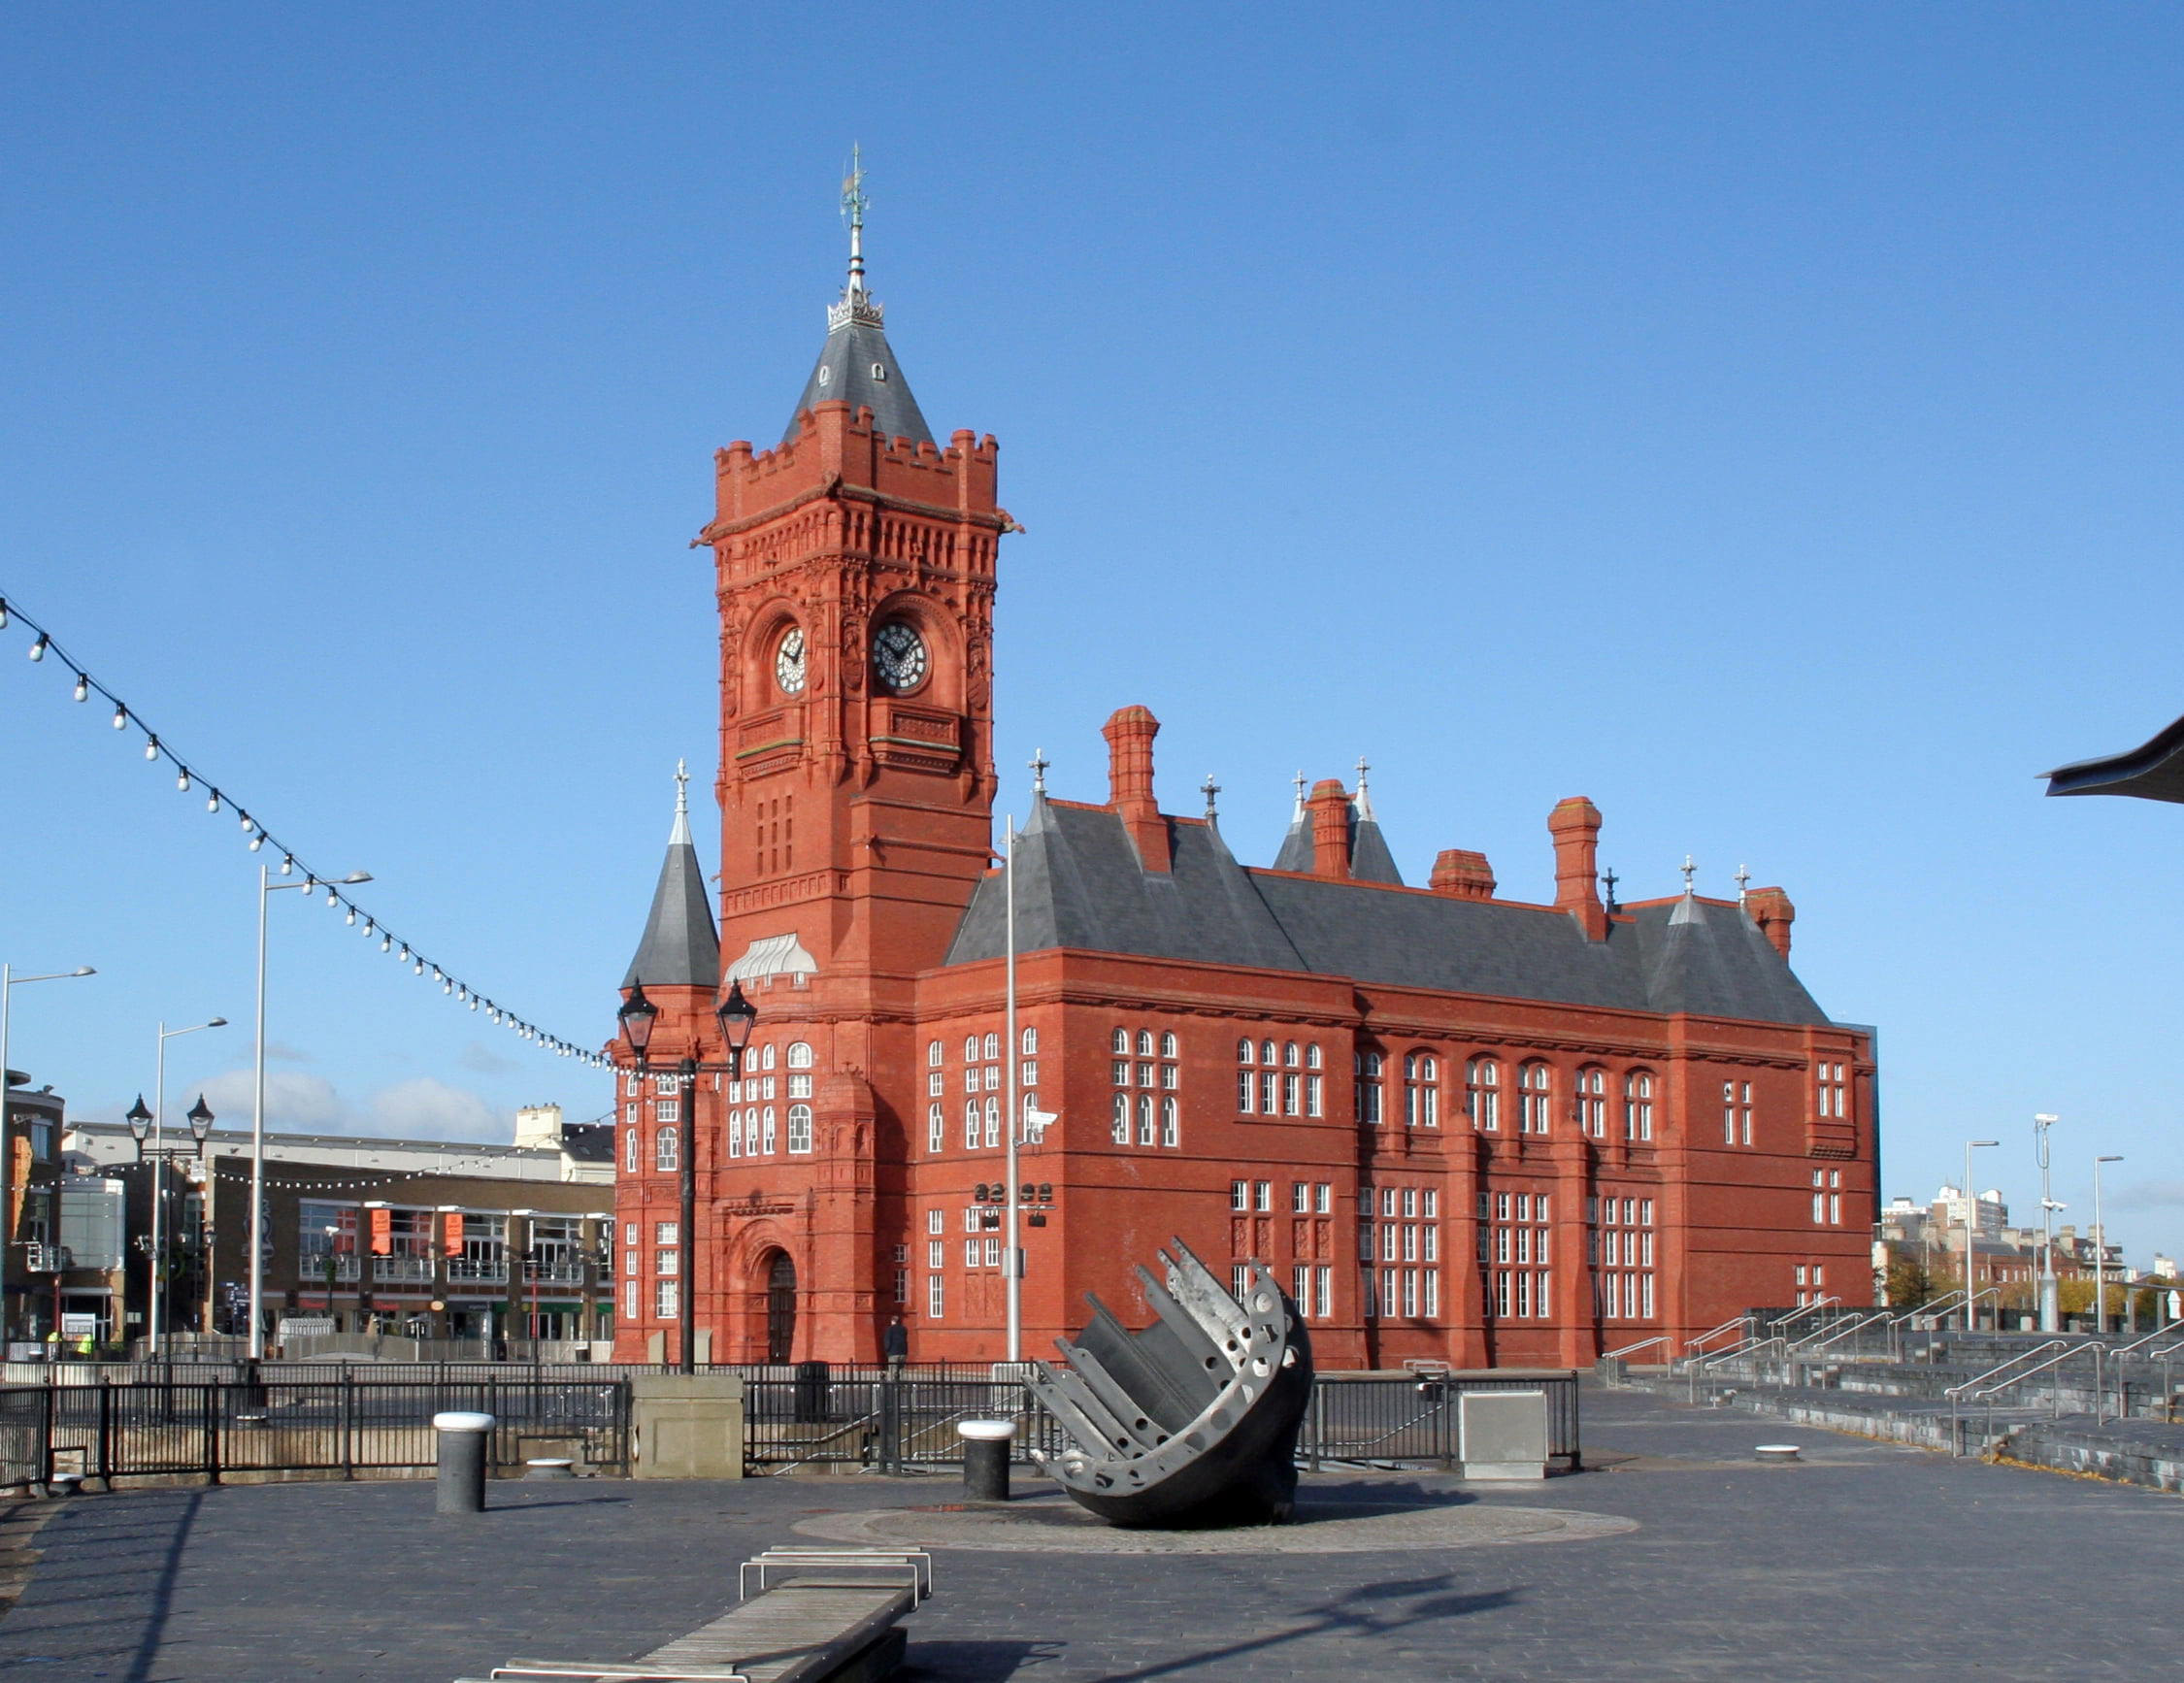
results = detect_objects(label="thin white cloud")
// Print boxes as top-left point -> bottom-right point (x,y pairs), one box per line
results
2109,1179 -> 2184,1211
108,1069 -> 514,1144
369,1077 -> 508,1143
457,1040 -> 520,1076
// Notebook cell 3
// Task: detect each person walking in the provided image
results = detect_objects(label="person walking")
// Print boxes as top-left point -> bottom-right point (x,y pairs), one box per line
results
883,1316 -> 909,1376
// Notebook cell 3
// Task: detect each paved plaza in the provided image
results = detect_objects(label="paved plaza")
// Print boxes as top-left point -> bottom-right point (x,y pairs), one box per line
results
0,1385 -> 2174,1682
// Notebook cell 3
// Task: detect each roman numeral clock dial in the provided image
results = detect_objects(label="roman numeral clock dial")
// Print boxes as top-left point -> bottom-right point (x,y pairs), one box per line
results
775,627 -> 807,695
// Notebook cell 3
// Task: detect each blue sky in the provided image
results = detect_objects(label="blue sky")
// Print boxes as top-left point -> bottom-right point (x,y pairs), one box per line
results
3,5 -> 2181,1260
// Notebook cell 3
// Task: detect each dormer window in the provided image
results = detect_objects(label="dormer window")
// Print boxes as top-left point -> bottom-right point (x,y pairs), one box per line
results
870,362 -> 888,380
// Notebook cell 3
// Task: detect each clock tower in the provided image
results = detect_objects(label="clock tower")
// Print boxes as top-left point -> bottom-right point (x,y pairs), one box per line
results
697,159 -> 1009,1010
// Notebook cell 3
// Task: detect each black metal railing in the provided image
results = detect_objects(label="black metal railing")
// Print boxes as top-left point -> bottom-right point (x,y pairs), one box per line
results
0,1366 -> 1580,1484
28,1376 -> 629,1484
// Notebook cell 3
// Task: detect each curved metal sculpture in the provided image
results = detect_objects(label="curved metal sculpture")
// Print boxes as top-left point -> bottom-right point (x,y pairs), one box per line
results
1028,1239 -> 1313,1528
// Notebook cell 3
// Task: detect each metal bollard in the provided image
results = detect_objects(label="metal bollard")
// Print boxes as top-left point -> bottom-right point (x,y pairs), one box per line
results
958,1418 -> 1015,1502
433,1410 -> 495,1515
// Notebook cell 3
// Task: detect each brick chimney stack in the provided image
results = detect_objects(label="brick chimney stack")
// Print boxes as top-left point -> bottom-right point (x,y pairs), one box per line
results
1547,797 -> 1608,941
1430,848 -> 1497,901
1102,705 -> 1171,873
1308,779 -> 1352,878
1745,886 -> 1795,958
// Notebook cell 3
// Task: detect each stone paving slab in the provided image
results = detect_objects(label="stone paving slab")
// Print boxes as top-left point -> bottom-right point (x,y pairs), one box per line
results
0,1386 -> 2175,1682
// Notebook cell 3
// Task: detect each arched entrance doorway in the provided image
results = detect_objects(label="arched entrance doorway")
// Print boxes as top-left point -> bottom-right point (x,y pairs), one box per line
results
764,1251 -> 797,1363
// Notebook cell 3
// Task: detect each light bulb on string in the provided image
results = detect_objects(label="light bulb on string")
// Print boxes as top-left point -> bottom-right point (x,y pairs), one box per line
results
344,907 -> 356,926
144,735 -> 158,761
399,944 -> 410,962
206,789 -> 220,813
248,835 -> 264,852
111,705 -> 126,730
176,769 -> 190,792
363,919 -> 374,937
280,857 -> 292,875
380,936 -> 391,953
468,998 -> 479,1011
324,887 -> 338,907
240,813 -> 253,835
0,602 -> 10,630
413,960 -> 424,976
442,979 -> 452,994
72,673 -> 87,702
28,635 -> 47,662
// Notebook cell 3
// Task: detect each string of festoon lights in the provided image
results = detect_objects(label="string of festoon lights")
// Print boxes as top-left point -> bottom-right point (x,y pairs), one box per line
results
0,589 -> 608,1069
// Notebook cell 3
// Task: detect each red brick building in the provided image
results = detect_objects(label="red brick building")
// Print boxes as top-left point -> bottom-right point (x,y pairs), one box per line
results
609,213 -> 1878,1370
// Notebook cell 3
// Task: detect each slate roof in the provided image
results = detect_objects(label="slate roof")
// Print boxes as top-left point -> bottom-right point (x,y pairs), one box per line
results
783,304 -> 934,447
1267,797 -> 1404,883
623,806 -> 720,991
561,1122 -> 616,1165
944,799 -> 1833,1028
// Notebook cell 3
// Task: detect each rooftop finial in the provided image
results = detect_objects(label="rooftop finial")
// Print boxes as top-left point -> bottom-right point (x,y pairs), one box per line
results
1735,863 -> 1751,906
1029,747 -> 1049,798
1680,853 -> 1697,895
670,758 -> 692,845
1291,770 -> 1307,816
842,143 -> 868,296
1352,753 -> 1376,821
1202,774 -> 1221,820
1602,866 -> 1620,911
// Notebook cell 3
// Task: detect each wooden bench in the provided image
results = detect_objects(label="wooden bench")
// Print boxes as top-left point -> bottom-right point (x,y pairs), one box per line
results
454,1547 -> 930,1683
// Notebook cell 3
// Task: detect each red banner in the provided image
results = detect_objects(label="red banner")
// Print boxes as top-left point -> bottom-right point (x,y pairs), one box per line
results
442,1211 -> 464,1258
368,1206 -> 392,1257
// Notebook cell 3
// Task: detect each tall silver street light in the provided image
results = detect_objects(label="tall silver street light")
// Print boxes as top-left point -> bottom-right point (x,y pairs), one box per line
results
150,1016 -> 227,1354
2034,1114 -> 2060,1333
2095,1153 -> 2125,1335
1963,1139 -> 1998,1330
0,965 -> 95,1341
249,867 -> 370,1360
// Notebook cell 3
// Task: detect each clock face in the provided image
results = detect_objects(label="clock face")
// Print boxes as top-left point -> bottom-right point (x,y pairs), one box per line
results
775,627 -> 807,696
872,619 -> 929,694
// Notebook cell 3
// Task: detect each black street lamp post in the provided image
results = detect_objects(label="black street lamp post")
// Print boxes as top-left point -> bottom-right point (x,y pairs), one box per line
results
615,979 -> 757,1374
127,1092 -> 216,1345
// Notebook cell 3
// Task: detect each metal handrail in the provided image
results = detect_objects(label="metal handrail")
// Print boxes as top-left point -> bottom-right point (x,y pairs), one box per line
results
1679,1315 -> 1752,1359
1602,1336 -> 1670,1362
1788,1307 -> 1895,1357
1943,1338 -> 2085,1402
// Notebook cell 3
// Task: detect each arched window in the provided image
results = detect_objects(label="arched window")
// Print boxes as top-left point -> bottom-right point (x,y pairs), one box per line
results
727,1111 -> 743,1158
1518,1063 -> 1552,1134
1356,1050 -> 1384,1125
786,1105 -> 813,1154
1137,1093 -> 1156,1146
1261,1039 -> 1277,1065
983,1096 -> 1001,1148
1405,1054 -> 1439,1127
760,1106 -> 777,1153
1111,1092 -> 1131,1144
1624,1070 -> 1655,1140
1112,1027 -> 1130,1054
1161,1031 -> 1178,1059
786,1041 -> 813,1069
624,1126 -> 638,1172
966,1035 -> 980,1061
760,1043 -> 777,1071
1238,1038 -> 1255,1064
928,1040 -> 943,1067
654,1126 -> 679,1172
1161,1095 -> 1178,1147
1306,1043 -> 1322,1070
927,1104 -> 944,1153
1136,1029 -> 1154,1057
982,1032 -> 999,1060
1284,1041 -> 1300,1068
1576,1067 -> 1607,1137
1021,1026 -> 1038,1054
964,1101 -> 980,1150
1466,1057 -> 1501,1130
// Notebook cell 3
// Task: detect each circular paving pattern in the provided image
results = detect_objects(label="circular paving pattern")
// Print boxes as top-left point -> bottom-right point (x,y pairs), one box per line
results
791,1490 -> 1638,1555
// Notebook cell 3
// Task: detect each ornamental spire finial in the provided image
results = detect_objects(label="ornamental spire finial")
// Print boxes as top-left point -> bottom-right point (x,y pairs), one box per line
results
1352,753 -> 1376,822
670,758 -> 692,845
1291,770 -> 1307,817
842,143 -> 868,296
1029,747 -> 1049,798
1680,853 -> 1697,895
1202,774 -> 1221,820
1735,863 -> 1752,906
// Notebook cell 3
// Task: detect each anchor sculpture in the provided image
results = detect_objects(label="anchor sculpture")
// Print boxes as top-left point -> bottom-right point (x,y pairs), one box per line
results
1028,1238 -> 1313,1528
